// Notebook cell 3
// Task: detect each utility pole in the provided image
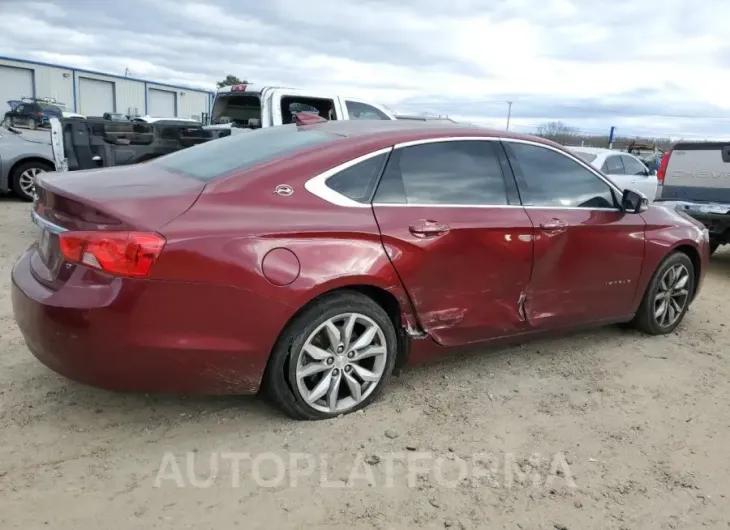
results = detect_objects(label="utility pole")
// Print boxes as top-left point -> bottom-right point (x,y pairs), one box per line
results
505,101 -> 513,131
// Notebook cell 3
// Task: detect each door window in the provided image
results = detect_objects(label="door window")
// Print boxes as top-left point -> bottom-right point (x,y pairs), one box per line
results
326,153 -> 389,203
374,140 -> 508,205
621,155 -> 648,176
505,142 -> 618,209
14,104 -> 24,114
603,155 -> 625,174
345,101 -> 391,120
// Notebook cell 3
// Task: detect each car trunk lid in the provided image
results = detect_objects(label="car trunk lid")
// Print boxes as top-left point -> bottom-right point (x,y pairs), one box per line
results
31,165 -> 206,289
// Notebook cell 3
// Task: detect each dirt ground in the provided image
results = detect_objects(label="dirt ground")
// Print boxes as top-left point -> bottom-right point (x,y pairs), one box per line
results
1,196 -> 729,530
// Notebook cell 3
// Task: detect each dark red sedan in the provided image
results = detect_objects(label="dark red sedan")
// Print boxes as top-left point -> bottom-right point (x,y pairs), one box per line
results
12,120 -> 709,420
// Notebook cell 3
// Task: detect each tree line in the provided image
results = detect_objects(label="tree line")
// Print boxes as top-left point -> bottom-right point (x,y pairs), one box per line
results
534,121 -> 677,151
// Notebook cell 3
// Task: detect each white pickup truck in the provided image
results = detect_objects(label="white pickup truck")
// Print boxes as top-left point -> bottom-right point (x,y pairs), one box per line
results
205,85 -> 396,133
655,141 -> 730,254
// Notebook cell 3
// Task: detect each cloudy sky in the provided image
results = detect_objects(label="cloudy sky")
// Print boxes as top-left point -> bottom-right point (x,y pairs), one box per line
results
1,0 -> 729,139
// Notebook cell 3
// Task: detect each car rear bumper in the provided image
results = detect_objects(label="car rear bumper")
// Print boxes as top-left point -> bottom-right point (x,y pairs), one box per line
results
11,248 -> 295,395
656,200 -> 730,236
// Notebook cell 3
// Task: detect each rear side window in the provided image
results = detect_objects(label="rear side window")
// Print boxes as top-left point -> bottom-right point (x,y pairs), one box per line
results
154,125 -> 340,181
374,140 -> 508,205
603,155 -> 625,174
621,155 -> 647,175
346,101 -> 391,120
326,153 -> 388,203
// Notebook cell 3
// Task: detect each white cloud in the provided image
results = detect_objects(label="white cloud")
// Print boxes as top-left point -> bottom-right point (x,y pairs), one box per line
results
0,0 -> 728,137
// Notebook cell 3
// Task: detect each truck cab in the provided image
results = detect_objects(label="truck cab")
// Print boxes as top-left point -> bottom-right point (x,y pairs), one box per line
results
206,85 -> 396,132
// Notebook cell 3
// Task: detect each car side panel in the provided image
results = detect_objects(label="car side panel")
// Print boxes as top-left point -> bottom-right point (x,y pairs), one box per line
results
522,207 -> 646,327
152,168 -> 420,376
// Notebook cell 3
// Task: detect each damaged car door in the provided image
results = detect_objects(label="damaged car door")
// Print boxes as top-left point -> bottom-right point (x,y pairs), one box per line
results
371,138 -> 534,347
502,140 -> 646,328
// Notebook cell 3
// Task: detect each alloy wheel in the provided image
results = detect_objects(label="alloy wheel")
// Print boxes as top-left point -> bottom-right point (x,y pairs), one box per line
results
653,263 -> 690,328
295,312 -> 388,414
18,167 -> 45,198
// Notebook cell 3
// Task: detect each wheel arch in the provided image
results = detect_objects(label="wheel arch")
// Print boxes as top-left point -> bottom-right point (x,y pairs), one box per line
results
265,281 -> 416,387
671,243 -> 702,302
8,157 -> 56,191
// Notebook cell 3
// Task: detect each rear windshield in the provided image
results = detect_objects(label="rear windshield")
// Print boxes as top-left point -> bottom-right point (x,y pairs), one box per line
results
41,105 -> 62,114
211,92 -> 261,127
153,124 -> 341,181
572,151 -> 598,163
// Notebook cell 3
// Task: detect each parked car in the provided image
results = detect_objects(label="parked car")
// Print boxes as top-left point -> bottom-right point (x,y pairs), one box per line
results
4,100 -> 63,130
569,147 -> 658,201
15,97 -> 86,120
0,124 -> 55,200
654,141 -> 730,254
12,121 -> 709,420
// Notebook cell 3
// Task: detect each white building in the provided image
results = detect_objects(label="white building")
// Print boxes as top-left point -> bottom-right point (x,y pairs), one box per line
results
0,56 -> 214,121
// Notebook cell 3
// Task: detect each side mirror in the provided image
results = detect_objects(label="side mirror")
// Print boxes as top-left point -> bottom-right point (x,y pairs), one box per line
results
622,189 -> 649,213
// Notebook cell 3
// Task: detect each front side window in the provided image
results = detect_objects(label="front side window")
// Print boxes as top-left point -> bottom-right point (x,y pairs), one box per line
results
326,153 -> 388,203
505,142 -> 617,209
621,155 -> 648,176
345,101 -> 391,120
603,156 -> 625,174
154,124 -> 341,181
374,140 -> 508,205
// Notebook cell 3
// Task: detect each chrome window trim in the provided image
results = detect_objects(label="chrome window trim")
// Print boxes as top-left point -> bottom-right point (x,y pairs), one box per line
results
304,146 -> 393,208
393,136 -> 502,149
372,203 -> 620,211
31,210 -> 67,234
304,136 -> 624,211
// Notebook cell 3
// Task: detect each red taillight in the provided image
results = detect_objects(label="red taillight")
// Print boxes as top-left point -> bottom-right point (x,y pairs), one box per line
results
230,84 -> 247,91
657,151 -> 672,184
36,111 -> 43,117
59,231 -> 166,277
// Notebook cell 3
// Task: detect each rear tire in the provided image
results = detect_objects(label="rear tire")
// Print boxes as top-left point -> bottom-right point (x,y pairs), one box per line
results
264,291 -> 398,420
633,252 -> 695,335
11,160 -> 53,201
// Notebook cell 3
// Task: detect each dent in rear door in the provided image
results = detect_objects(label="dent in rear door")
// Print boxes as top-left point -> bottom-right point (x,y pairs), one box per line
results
371,138 -> 534,347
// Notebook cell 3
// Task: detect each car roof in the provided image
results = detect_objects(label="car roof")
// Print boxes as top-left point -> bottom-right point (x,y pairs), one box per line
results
303,119 -> 565,149
568,146 -> 613,154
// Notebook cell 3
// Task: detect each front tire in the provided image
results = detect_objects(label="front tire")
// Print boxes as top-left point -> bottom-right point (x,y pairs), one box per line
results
264,291 -> 398,420
634,252 -> 695,335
